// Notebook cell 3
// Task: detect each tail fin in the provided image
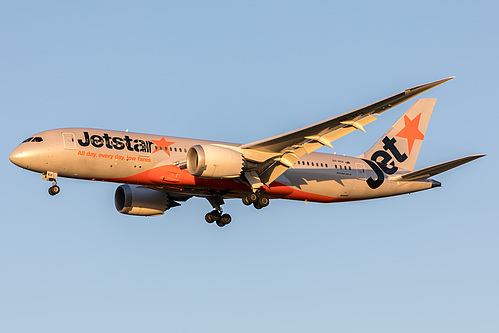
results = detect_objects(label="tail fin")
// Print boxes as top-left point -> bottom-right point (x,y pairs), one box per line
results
360,98 -> 436,171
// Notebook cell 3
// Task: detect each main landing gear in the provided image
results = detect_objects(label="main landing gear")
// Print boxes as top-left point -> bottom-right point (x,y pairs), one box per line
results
205,210 -> 232,227
205,194 -> 232,227
242,191 -> 270,210
43,171 -> 60,196
204,191 -> 270,227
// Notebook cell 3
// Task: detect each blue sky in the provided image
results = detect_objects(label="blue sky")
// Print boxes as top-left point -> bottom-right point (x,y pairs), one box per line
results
1,1 -> 497,332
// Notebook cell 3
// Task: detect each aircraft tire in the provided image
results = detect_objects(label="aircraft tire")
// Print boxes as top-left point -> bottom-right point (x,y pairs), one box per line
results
242,195 -> 252,206
210,210 -> 221,221
220,213 -> 231,225
249,193 -> 258,203
253,203 -> 262,210
49,185 -> 60,196
258,196 -> 269,207
205,212 -> 215,223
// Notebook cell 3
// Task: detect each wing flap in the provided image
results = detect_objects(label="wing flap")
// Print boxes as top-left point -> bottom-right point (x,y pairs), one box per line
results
258,115 -> 378,185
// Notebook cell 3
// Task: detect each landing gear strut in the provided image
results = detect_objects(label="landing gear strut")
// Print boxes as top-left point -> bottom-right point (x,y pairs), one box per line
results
43,171 -> 60,196
206,194 -> 232,227
242,191 -> 270,209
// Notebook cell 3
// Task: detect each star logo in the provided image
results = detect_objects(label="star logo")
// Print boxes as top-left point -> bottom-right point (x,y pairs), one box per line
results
395,113 -> 425,155
151,137 -> 174,156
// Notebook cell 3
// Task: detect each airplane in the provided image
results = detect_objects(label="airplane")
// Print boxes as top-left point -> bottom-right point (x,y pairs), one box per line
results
9,77 -> 484,227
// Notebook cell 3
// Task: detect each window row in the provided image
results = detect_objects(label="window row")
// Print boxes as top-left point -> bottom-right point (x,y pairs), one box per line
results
153,146 -> 188,153
296,160 -> 352,170
296,160 -> 328,168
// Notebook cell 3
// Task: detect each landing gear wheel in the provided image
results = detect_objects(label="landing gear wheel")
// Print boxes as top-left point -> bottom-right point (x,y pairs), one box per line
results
210,210 -> 221,221
48,185 -> 60,196
242,195 -> 252,206
205,210 -> 221,224
248,192 -> 259,203
258,195 -> 269,207
205,212 -> 215,223
220,213 -> 232,225
254,203 -> 263,210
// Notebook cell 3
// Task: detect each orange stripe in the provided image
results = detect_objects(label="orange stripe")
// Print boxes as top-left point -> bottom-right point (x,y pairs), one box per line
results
97,164 -> 350,203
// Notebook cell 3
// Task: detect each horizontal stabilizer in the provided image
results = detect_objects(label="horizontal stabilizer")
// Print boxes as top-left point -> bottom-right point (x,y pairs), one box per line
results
390,154 -> 485,181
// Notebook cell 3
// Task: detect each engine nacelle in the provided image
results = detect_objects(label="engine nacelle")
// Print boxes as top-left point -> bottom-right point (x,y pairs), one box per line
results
186,144 -> 244,178
115,184 -> 171,216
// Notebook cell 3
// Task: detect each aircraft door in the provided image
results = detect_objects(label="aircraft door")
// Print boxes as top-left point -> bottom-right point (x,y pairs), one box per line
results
62,132 -> 76,150
356,163 -> 366,180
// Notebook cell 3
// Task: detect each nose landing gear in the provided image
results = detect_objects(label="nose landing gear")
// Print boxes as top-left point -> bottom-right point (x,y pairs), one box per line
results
43,171 -> 60,196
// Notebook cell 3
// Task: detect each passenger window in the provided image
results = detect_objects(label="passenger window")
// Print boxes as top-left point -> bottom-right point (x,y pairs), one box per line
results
325,164 -> 328,168
306,161 -> 310,166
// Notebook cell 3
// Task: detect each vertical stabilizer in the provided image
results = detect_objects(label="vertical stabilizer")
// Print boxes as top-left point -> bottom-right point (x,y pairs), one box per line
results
360,98 -> 436,171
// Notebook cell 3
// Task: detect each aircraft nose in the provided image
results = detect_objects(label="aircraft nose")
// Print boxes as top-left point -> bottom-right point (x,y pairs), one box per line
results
9,146 -> 24,167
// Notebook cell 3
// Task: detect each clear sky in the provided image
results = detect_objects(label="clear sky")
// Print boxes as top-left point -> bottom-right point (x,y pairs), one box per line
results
1,1 -> 497,332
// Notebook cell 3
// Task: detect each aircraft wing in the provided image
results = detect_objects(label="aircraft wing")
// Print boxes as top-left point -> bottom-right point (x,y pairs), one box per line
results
241,77 -> 454,153
240,77 -> 454,187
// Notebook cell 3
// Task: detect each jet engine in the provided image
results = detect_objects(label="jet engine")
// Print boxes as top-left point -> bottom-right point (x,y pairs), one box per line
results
115,184 -> 173,216
186,144 -> 244,178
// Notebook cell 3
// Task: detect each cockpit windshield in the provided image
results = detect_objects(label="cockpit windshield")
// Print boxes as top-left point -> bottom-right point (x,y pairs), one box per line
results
22,136 -> 43,143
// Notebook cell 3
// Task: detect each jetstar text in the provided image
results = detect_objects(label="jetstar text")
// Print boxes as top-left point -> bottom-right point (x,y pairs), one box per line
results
78,131 -> 154,153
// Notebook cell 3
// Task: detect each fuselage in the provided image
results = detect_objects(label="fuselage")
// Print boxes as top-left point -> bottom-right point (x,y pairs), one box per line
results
9,128 -> 435,203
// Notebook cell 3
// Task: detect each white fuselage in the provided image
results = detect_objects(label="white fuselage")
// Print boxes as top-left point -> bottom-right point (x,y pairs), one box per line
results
9,128 -> 435,203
